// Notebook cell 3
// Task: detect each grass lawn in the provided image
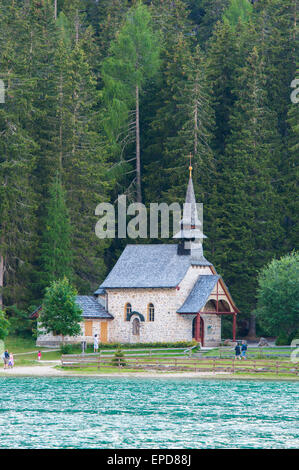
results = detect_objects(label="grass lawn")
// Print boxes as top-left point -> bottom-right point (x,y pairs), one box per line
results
4,336 -> 38,354
3,336 -> 61,364
59,355 -> 298,379
2,337 -> 297,380
55,365 -> 143,374
201,347 -> 293,358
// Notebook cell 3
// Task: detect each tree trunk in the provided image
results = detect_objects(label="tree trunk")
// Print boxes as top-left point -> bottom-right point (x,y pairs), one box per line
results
247,313 -> 257,339
75,10 -> 79,44
194,74 -> 198,156
59,72 -> 63,172
54,0 -> 57,20
135,84 -> 142,203
0,253 -> 5,310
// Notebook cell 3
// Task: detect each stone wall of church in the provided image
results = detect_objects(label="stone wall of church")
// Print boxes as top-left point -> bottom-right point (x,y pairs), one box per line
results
36,319 -> 108,347
105,265 -> 222,346
200,313 -> 222,347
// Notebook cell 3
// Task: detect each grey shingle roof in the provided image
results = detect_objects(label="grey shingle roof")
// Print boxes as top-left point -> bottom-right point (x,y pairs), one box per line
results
30,296 -> 113,320
177,275 -> 220,313
94,287 -> 106,295
99,244 -> 212,289
76,296 -> 113,319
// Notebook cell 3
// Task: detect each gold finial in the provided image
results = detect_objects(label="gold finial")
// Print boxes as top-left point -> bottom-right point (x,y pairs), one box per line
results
188,154 -> 193,178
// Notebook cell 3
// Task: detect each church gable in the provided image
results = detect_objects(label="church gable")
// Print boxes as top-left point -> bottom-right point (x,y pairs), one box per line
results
96,168 -> 238,346
177,275 -> 220,314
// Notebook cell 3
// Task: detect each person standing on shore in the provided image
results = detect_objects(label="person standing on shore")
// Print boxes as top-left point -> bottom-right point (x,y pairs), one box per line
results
235,342 -> 241,360
37,351 -> 41,361
94,334 -> 99,353
241,341 -> 247,359
2,350 -> 10,369
8,353 -> 14,369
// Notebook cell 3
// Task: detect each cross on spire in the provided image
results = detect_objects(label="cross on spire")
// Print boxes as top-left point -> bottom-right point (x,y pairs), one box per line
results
188,153 -> 193,179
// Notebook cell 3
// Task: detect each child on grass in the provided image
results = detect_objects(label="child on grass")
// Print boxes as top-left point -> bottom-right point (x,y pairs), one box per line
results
8,353 -> 14,369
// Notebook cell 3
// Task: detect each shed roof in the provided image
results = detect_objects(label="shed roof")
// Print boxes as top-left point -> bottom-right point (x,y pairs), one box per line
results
177,275 -> 220,314
76,296 -> 113,319
30,296 -> 113,320
99,244 -> 212,289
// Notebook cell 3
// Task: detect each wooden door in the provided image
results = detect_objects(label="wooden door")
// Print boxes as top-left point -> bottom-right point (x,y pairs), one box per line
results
100,321 -> 108,343
192,316 -> 204,346
84,320 -> 93,337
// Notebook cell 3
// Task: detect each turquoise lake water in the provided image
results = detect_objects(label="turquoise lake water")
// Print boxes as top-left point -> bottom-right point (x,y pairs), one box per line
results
0,377 -> 298,448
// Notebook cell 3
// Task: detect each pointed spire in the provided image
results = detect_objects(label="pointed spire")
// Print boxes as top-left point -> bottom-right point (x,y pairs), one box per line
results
174,162 -> 207,260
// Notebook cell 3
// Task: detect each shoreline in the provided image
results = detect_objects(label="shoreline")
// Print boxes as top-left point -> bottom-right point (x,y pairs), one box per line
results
0,365 -> 298,381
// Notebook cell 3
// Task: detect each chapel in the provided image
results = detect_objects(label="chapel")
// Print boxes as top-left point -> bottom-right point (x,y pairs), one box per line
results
92,167 -> 239,347
33,168 -> 238,347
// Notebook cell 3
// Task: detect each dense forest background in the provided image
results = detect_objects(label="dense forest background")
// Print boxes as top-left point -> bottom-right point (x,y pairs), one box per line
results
0,0 -> 298,338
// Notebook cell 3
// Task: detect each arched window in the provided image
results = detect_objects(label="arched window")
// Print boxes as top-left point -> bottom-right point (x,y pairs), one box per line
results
204,300 -> 217,312
124,303 -> 132,321
148,303 -> 155,322
132,318 -> 140,336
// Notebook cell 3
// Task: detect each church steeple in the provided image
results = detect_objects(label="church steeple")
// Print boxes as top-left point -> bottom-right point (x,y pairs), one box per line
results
173,161 -> 206,258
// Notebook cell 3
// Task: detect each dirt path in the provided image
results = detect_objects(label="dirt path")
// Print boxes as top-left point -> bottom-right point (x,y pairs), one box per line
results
0,363 -> 230,378
0,364 -> 63,376
13,349 -> 59,356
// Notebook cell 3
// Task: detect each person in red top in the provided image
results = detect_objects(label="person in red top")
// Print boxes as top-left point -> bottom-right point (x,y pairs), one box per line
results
37,351 -> 41,361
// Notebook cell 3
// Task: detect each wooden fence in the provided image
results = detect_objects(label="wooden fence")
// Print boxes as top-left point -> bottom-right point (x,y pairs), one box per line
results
63,347 -> 191,358
61,354 -> 298,375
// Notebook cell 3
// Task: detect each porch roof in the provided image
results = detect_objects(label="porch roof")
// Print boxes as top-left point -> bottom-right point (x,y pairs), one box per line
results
177,275 -> 220,314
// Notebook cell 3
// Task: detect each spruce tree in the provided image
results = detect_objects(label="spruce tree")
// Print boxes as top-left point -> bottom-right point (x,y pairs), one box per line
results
53,10 -> 111,293
143,0 -> 194,204
223,0 -> 253,28
284,68 -> 299,252
0,0 -> 37,308
206,20 -> 240,156
213,47 -> 283,324
39,176 -> 73,292
187,0 -> 230,46
253,0 -> 297,137
28,0 -> 61,193
101,2 -> 160,203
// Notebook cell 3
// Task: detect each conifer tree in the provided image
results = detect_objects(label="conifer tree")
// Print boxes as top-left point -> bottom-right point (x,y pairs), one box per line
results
96,0 -> 131,59
213,47 -> 283,322
284,68 -> 299,252
0,0 -> 37,308
187,0 -> 230,46
101,2 -> 160,203
223,0 -> 253,28
28,0 -> 61,194
50,10 -> 111,293
206,20 -> 240,156
143,0 -> 194,203
253,0 -> 297,137
39,176 -> 73,292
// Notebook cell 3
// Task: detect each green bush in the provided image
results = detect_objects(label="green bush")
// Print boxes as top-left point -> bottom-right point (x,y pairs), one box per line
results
60,343 -> 74,354
112,349 -> 126,367
59,340 -> 196,355
96,341 -> 195,350
256,252 -> 299,341
6,305 -> 33,338
275,333 -> 290,346
0,310 -> 10,341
